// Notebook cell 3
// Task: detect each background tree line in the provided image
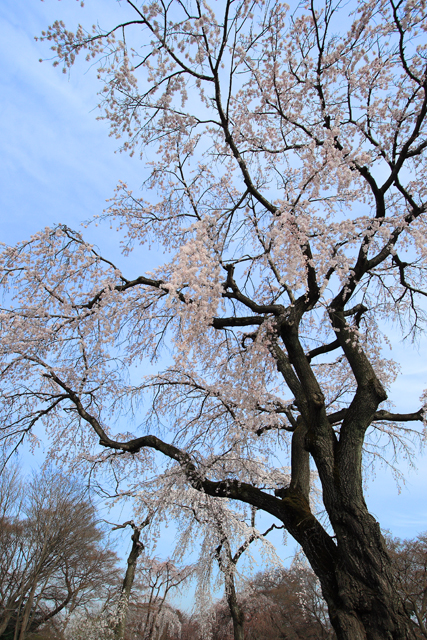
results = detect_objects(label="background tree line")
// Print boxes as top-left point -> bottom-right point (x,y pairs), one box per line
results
178,533 -> 427,640
0,466 -> 118,640
1,465 -> 426,640
0,467 -> 189,640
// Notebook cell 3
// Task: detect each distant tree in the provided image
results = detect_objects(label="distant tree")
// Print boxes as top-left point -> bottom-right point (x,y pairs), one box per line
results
0,468 -> 119,640
111,517 -> 151,640
125,557 -> 191,640
1,1 -> 427,638
211,508 -> 283,640
387,532 -> 427,639
242,558 -> 335,640
153,474 -> 287,640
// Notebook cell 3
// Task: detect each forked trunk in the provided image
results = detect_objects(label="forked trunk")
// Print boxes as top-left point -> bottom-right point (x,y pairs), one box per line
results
274,405 -> 416,640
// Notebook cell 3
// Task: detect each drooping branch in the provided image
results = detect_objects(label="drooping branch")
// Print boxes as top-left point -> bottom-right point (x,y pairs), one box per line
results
36,365 -> 339,573
393,254 -> 427,299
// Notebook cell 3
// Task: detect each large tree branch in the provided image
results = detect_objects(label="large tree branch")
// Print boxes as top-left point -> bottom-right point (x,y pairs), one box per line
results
327,408 -> 424,426
212,315 -> 264,329
307,339 -> 340,362
41,367 -> 337,578
222,264 -> 284,315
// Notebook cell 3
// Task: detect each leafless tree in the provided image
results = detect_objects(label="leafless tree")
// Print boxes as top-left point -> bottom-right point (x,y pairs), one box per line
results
387,533 -> 427,640
0,467 -> 119,640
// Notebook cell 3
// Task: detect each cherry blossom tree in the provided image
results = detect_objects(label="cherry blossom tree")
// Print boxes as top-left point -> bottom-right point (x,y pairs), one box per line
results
218,555 -> 335,640
166,480 -> 285,640
211,509 -> 281,640
122,555 -> 191,640
1,0 -> 427,638
111,517 -> 151,640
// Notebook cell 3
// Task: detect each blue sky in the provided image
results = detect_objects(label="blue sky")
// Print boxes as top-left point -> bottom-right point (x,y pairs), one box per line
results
1,0 -> 426,579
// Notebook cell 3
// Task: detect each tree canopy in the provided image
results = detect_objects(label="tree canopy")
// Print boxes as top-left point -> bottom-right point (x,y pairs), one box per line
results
1,1 -> 427,638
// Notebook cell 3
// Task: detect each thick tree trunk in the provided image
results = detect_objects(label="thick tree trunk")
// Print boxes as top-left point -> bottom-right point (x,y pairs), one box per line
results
285,439 -> 416,640
274,489 -> 415,640
274,318 -> 417,640
326,506 -> 414,640
286,470 -> 416,638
